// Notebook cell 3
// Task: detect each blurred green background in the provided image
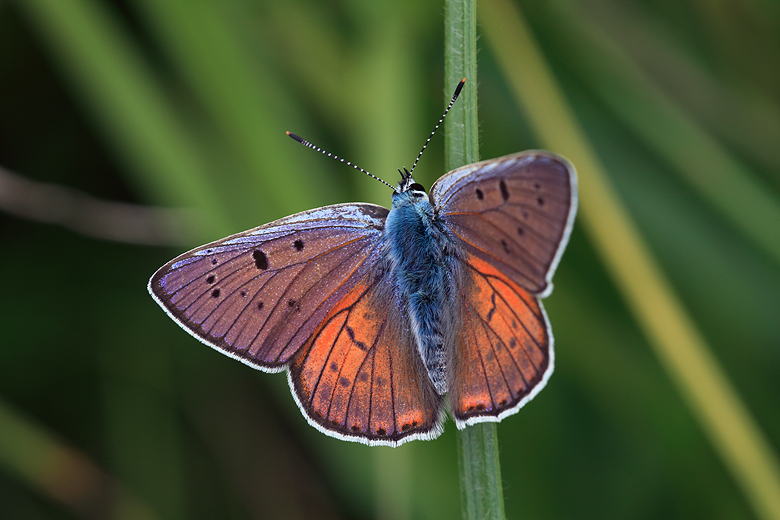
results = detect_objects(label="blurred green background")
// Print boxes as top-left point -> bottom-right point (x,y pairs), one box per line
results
1,0 -> 779,519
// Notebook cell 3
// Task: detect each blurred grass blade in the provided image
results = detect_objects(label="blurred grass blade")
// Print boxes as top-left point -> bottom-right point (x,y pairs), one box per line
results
577,0 -> 780,179
374,447 -> 412,520
480,2 -> 780,520
18,0 -> 234,239
0,164 -> 196,246
260,0 -> 349,129
342,3 -> 425,205
446,1 -> 506,519
0,398 -> 159,520
128,0 -> 335,224
547,0 -> 780,268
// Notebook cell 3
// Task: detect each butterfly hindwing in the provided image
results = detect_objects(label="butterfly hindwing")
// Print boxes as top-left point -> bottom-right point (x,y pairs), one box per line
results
148,203 -> 388,371
431,152 -> 576,296
449,253 -> 551,426
290,268 -> 443,446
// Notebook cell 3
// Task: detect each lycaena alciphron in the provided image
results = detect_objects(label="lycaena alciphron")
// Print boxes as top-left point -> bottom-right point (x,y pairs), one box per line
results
149,79 -> 577,446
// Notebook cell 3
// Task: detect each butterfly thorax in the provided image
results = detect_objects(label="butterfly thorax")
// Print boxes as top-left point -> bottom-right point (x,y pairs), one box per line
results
385,183 -> 455,395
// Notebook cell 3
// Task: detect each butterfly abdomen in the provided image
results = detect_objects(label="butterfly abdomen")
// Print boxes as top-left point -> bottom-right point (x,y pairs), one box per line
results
386,189 -> 456,395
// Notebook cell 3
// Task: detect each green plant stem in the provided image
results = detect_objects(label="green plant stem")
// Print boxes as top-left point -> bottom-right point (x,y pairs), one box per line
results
445,1 -> 506,519
456,423 -> 507,520
481,1 -> 780,519
444,0 -> 479,172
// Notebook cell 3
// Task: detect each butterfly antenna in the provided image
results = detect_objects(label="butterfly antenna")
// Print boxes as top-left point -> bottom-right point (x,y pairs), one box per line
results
407,78 -> 466,177
286,131 -> 396,190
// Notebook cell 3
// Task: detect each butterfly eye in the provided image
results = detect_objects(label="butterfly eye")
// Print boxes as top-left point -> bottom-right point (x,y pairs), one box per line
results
409,183 -> 426,193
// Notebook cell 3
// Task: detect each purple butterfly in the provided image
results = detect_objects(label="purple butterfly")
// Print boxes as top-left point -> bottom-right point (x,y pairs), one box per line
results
149,80 -> 577,446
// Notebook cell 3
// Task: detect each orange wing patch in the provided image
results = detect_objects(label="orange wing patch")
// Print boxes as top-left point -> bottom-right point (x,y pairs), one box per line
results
290,275 -> 442,446
450,254 -> 551,425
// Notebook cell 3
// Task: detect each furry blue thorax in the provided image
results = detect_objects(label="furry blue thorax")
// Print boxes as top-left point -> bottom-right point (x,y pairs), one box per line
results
384,182 -> 456,395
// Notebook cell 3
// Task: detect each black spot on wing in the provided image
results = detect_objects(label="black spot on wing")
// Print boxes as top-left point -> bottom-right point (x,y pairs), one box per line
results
253,250 -> 268,269
486,292 -> 497,322
499,180 -> 509,201
345,325 -> 368,351
294,239 -> 304,251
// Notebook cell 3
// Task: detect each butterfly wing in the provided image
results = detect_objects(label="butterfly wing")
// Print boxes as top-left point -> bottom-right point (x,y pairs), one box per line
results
448,253 -> 553,426
148,203 -> 389,371
431,152 -> 576,424
289,264 -> 443,447
431,152 -> 576,296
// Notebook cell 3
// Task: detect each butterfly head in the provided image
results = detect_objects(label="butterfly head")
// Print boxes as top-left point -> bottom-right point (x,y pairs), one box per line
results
395,167 -> 427,196
391,167 -> 429,213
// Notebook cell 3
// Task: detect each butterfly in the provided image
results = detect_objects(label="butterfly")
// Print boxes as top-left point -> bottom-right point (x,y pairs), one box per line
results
149,81 -> 577,447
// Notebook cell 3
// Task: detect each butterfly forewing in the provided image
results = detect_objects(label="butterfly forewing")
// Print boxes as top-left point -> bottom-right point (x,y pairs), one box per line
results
149,203 -> 388,370
290,268 -> 443,446
432,152 -> 576,296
